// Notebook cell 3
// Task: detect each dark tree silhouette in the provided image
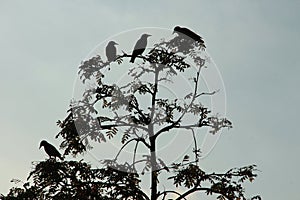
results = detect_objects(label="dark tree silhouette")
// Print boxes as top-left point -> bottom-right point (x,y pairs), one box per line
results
1,28 -> 261,200
2,160 -> 146,200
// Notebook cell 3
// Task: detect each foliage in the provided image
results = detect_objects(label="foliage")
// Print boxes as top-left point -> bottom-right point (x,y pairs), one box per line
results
2,159 -> 145,200
1,30 -> 260,200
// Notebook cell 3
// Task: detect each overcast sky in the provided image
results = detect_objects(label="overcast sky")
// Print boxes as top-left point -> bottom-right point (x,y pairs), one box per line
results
0,1 -> 299,199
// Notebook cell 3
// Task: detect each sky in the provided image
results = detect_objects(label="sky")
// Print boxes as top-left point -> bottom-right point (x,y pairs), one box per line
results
0,0 -> 300,199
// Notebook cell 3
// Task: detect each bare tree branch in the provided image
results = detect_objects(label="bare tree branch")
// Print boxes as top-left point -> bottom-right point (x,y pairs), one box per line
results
114,138 -> 150,161
158,190 -> 187,200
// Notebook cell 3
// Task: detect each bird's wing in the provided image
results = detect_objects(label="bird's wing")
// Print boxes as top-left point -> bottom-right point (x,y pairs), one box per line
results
181,28 -> 196,38
106,44 -> 116,61
134,38 -> 146,51
47,144 -> 62,158
179,27 -> 205,44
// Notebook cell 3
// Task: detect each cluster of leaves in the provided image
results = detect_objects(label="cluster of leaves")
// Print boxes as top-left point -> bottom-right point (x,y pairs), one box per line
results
207,117 -> 233,135
167,163 -> 260,200
156,99 -> 183,123
1,159 -> 146,200
78,55 -> 107,83
55,78 -> 120,156
56,111 -> 88,157
165,35 -> 205,55
148,46 -> 190,72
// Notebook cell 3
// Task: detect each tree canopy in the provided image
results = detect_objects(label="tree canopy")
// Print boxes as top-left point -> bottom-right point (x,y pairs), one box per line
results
1,28 -> 260,200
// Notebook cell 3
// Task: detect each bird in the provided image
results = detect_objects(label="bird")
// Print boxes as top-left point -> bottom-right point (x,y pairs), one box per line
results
106,41 -> 118,62
130,33 -> 151,63
39,140 -> 63,160
173,26 -> 205,47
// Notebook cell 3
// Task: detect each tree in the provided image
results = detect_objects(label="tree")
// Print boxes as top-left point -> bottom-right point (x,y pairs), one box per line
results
1,29 -> 261,200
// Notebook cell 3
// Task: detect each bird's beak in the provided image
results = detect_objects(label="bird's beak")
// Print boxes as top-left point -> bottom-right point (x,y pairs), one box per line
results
172,30 -> 175,34
115,42 -> 119,45
39,145 -> 42,149
147,34 -> 152,37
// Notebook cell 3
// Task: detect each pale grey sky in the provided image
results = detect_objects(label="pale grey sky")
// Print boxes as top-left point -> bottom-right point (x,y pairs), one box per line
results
0,0 -> 299,199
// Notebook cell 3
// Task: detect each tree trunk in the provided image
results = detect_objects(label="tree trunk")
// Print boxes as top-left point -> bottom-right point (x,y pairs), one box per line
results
150,134 -> 157,200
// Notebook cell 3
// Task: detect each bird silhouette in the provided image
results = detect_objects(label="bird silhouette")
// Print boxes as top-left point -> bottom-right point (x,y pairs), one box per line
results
173,26 -> 205,47
39,140 -> 63,160
130,34 -> 151,63
106,41 -> 118,62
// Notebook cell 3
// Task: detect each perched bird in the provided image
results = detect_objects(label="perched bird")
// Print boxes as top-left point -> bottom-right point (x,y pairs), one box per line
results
173,26 -> 205,47
130,34 -> 151,63
106,41 -> 118,62
39,140 -> 63,160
